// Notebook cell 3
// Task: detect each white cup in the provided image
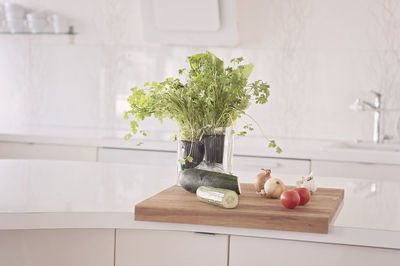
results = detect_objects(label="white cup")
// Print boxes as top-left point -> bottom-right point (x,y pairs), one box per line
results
4,3 -> 25,20
0,5 -> 6,32
26,18 -> 48,33
0,20 -> 7,32
7,18 -> 27,33
26,12 -> 48,33
26,12 -> 46,21
0,3 -> 5,19
48,14 -> 68,33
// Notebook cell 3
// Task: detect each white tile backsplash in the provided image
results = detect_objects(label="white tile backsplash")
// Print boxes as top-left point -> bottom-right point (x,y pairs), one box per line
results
1,0 -> 400,141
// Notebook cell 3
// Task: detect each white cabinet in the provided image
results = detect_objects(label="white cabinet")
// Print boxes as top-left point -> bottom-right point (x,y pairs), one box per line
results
0,229 -> 114,266
98,147 -> 177,166
115,229 -> 228,266
233,156 -> 310,182
311,160 -> 400,180
0,141 -> 97,161
229,235 -> 400,266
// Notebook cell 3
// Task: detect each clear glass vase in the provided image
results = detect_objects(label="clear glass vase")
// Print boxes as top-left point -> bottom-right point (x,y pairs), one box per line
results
177,127 -> 234,183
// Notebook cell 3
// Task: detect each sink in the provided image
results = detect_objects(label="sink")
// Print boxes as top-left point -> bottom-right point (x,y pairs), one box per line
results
326,141 -> 400,152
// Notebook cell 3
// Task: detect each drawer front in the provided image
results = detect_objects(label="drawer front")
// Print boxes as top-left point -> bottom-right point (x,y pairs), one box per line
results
0,229 -> 114,266
230,236 -> 400,266
233,156 -> 310,182
312,160 -> 400,180
97,147 -> 177,166
0,141 -> 97,161
116,229 -> 228,266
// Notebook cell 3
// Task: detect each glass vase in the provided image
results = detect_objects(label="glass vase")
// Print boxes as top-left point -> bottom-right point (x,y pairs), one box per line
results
177,127 -> 233,183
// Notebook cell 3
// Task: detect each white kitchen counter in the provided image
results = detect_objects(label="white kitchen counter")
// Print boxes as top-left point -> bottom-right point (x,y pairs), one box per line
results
1,125 -> 400,164
1,159 -> 399,249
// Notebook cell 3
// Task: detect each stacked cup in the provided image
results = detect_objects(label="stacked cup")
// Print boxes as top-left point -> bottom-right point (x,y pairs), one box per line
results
1,3 -> 69,34
26,12 -> 48,33
48,14 -> 69,33
4,3 -> 27,33
0,4 -> 6,32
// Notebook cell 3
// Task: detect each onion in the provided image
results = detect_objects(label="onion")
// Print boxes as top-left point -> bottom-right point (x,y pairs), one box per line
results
264,177 -> 286,198
254,168 -> 271,194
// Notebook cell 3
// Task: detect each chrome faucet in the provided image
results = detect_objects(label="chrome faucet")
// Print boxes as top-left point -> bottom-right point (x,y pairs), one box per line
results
350,91 -> 383,143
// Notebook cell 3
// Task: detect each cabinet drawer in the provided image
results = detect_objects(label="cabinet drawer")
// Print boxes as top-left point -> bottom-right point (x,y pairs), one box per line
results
0,141 -> 97,161
115,229 -> 228,266
97,147 -> 177,166
0,229 -> 114,266
312,160 -> 400,180
229,236 -> 400,266
233,156 -> 310,182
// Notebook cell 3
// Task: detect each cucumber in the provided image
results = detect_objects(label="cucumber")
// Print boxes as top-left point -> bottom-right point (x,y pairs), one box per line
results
180,168 -> 241,195
196,186 -> 239,209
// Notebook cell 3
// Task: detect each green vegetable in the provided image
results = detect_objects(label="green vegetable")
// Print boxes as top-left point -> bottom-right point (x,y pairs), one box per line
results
196,186 -> 239,209
179,168 -> 241,195
124,51 -> 281,153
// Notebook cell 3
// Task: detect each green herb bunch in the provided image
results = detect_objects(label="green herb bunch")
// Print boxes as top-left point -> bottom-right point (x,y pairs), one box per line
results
124,51 -> 281,153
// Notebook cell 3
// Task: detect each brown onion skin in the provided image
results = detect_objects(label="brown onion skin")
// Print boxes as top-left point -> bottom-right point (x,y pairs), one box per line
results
254,168 -> 271,192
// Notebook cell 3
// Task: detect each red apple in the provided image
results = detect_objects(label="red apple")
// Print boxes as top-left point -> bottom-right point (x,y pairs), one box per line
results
280,190 -> 300,209
294,188 -> 311,206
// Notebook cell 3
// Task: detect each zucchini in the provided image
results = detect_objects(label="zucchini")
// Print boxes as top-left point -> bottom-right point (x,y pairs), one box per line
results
179,168 -> 241,195
196,186 -> 239,209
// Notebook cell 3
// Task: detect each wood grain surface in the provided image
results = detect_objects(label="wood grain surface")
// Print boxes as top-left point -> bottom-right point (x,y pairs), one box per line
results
134,184 -> 344,234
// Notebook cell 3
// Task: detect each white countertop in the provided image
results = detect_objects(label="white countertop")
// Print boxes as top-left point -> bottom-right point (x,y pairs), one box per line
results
0,159 -> 399,249
1,125 -> 400,164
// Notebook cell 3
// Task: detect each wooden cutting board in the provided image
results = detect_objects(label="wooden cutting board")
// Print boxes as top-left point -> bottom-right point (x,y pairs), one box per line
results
135,184 -> 344,234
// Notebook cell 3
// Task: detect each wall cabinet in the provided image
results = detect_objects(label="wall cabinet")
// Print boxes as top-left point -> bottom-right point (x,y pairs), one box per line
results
229,235 -> 400,266
0,229 -> 114,266
115,229 -> 229,266
0,141 -> 97,161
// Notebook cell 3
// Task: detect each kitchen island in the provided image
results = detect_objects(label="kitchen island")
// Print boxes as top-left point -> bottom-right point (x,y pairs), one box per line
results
0,159 -> 399,266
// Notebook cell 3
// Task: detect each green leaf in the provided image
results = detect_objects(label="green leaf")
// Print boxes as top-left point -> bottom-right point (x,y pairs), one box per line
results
268,140 -> 276,148
124,133 -> 132,140
186,156 -> 193,162
276,147 -> 282,154
136,142 -> 144,146
240,63 -> 254,79
124,51 -> 272,144
170,133 -> 178,142
178,159 -> 185,164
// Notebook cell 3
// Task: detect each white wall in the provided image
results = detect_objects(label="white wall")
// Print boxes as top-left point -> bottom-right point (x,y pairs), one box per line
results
1,0 -> 400,142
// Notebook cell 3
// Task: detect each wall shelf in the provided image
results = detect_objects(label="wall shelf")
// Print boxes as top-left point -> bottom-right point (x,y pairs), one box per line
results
0,26 -> 76,35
